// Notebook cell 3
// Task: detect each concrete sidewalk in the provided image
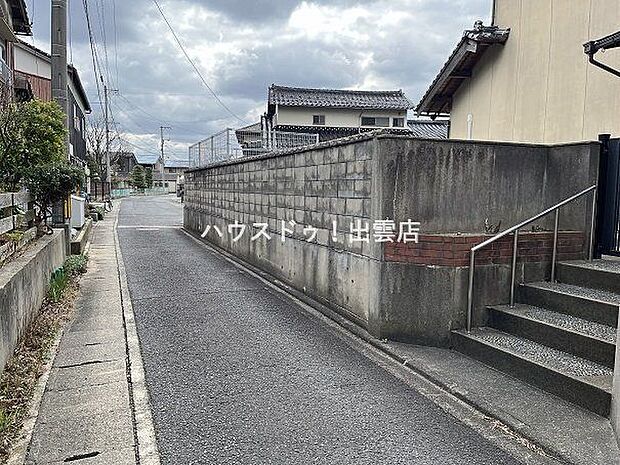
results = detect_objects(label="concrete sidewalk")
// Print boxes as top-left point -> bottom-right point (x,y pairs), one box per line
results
20,206 -> 141,464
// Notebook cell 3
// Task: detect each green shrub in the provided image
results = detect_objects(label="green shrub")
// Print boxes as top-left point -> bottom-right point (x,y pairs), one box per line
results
48,267 -> 68,303
64,254 -> 88,276
0,231 -> 23,243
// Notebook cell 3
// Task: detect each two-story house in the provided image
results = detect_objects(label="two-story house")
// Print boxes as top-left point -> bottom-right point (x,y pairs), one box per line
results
154,158 -> 189,193
13,41 -> 91,163
0,0 -> 30,91
266,84 -> 414,142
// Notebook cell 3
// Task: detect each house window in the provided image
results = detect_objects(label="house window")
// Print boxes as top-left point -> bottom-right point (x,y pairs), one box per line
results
313,115 -> 325,125
361,116 -> 390,127
392,117 -> 405,128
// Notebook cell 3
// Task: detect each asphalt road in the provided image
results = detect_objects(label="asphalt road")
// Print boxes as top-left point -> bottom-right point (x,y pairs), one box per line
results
118,195 -> 522,465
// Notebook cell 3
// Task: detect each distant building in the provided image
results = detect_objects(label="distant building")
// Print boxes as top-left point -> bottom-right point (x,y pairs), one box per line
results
417,0 -> 620,144
0,0 -> 31,91
135,154 -> 158,171
154,158 -> 189,193
111,151 -> 138,189
12,40 -> 92,163
265,84 -> 414,141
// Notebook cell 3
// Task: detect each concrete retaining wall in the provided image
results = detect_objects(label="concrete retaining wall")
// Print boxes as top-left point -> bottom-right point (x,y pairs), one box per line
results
184,133 -> 599,345
0,230 -> 66,373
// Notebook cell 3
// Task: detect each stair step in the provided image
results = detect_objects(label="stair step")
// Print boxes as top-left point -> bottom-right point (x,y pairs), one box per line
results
452,328 -> 612,416
489,304 -> 616,367
518,281 -> 620,327
557,260 -> 620,294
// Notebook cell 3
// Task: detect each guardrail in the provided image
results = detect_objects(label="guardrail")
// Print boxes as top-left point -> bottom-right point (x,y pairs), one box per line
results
0,192 -> 36,235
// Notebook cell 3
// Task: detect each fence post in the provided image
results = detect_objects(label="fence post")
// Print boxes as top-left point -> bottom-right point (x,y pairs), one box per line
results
226,129 -> 231,158
11,193 -> 15,231
210,136 -> 214,164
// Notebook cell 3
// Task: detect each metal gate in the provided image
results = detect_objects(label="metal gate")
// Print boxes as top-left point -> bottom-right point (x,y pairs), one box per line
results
597,135 -> 620,256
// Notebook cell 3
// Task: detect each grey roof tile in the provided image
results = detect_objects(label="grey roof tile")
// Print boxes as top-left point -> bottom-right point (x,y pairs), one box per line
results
407,120 -> 449,139
268,85 -> 414,110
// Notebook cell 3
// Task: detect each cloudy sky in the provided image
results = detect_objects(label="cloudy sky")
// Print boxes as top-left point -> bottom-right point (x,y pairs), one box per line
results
27,0 -> 490,161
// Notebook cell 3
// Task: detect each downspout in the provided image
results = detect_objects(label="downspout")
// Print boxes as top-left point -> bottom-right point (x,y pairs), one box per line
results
467,113 -> 473,140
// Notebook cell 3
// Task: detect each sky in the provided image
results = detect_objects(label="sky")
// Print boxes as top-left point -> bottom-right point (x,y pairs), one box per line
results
26,0 -> 490,161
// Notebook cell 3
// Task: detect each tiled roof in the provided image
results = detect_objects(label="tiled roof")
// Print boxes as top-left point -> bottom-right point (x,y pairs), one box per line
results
407,120 -> 449,139
268,85 -> 414,110
416,23 -> 510,116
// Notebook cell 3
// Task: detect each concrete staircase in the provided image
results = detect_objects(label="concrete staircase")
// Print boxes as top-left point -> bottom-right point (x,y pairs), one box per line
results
453,259 -> 619,417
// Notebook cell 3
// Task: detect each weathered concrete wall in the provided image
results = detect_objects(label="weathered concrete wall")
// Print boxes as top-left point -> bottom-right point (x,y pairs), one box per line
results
184,134 -> 599,345
0,230 -> 66,373
374,137 -> 598,343
184,137 -> 381,326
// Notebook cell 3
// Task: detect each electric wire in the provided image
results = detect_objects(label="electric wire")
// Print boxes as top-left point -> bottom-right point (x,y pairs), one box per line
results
150,0 -> 248,124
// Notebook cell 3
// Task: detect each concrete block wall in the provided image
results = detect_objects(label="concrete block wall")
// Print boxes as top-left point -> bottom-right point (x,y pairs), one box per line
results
0,230 -> 66,373
185,133 -> 599,346
185,136 -> 382,326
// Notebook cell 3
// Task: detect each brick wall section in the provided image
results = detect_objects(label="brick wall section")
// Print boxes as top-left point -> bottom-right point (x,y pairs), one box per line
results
185,137 -> 376,257
384,231 -> 586,266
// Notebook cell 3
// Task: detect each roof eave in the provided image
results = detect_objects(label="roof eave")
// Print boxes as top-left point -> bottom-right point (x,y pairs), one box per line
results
9,0 -> 31,35
416,25 -> 510,116
68,66 -> 92,113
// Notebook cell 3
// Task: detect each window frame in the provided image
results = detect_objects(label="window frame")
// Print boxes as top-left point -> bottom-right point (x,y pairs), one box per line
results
312,114 -> 326,126
392,117 -> 405,128
361,116 -> 390,127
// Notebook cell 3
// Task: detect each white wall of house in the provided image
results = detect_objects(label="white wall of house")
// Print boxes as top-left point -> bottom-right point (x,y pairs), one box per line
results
13,44 -> 51,78
450,0 -> 620,143
275,106 -> 407,129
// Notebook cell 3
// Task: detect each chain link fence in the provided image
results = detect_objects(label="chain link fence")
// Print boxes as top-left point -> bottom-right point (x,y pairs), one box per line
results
189,127 -> 319,169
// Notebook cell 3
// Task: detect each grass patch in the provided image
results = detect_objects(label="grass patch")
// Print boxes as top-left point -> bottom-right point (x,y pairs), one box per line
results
0,255 -> 87,463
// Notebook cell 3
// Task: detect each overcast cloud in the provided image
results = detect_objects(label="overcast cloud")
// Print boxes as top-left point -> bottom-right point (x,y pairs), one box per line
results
26,0 -> 490,160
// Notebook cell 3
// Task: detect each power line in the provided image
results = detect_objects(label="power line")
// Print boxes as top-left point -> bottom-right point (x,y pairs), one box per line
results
82,0 -> 104,113
112,0 -> 119,88
150,0 -> 248,125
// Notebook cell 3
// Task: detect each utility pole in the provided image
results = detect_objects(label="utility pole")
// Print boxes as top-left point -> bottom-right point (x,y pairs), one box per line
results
51,0 -> 69,155
160,126 -> 171,191
104,83 -> 111,195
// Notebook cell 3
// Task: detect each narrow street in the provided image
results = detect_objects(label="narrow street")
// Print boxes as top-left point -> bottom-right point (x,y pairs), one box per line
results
117,195 -> 521,465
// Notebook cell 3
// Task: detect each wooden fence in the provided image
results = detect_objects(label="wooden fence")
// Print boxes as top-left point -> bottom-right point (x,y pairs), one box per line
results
0,192 -> 36,235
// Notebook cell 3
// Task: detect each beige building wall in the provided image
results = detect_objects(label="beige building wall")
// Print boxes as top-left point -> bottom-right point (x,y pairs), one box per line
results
450,0 -> 620,143
276,106 -> 406,129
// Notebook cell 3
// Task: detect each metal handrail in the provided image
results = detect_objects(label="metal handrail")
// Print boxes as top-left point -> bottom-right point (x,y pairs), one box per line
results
466,184 -> 598,332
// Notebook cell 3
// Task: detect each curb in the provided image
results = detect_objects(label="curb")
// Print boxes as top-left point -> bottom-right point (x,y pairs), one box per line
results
113,203 -> 161,465
181,228 -> 567,465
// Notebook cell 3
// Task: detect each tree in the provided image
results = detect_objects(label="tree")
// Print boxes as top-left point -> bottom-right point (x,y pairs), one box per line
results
0,100 -> 67,191
24,163 -> 84,224
0,97 -> 84,224
130,165 -> 146,189
85,115 -> 120,183
144,167 -> 153,188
